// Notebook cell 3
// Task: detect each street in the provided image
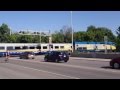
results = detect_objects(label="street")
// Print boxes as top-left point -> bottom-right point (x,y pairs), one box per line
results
0,56 -> 120,79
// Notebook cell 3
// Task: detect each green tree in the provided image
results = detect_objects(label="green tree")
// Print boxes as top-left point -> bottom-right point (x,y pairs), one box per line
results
115,26 -> 120,52
0,23 -> 11,42
86,25 -> 115,42
17,35 -> 33,43
74,31 -> 89,41
61,26 -> 72,43
52,32 -> 64,43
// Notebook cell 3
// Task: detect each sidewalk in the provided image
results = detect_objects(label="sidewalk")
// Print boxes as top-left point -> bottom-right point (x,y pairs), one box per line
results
70,57 -> 111,62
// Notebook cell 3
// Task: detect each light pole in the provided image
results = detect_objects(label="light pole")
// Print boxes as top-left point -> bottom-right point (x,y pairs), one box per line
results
48,30 -> 52,51
10,27 -> 12,36
40,31 -> 41,45
104,36 -> 108,54
71,11 -> 74,53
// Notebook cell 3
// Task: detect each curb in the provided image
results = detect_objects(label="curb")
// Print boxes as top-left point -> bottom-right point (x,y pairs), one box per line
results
70,57 -> 111,62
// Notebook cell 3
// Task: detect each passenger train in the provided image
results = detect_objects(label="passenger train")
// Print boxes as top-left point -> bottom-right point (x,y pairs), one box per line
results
0,42 -> 116,56
0,43 -> 72,56
75,42 -> 116,52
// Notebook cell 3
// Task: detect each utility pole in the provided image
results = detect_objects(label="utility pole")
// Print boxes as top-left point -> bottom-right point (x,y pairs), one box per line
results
10,27 -> 12,35
71,11 -> 74,53
40,31 -> 41,45
104,36 -> 108,54
49,30 -> 52,51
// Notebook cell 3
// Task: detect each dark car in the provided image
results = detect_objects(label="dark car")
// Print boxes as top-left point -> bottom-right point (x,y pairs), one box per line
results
110,57 -> 120,69
19,52 -> 35,59
44,51 -> 69,63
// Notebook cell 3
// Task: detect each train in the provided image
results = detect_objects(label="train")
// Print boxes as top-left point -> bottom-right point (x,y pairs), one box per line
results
0,42 -> 116,56
75,42 -> 116,52
0,43 -> 72,56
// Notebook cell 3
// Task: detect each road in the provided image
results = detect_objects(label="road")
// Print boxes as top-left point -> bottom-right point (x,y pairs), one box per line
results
0,56 -> 120,79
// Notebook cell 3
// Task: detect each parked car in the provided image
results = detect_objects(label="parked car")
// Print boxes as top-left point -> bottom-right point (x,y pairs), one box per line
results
110,57 -> 120,69
19,52 -> 35,59
0,53 -> 4,57
44,51 -> 69,63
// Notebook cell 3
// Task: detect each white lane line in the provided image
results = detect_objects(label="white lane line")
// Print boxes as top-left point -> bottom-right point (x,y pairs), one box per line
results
6,62 -> 79,79
9,58 -> 120,74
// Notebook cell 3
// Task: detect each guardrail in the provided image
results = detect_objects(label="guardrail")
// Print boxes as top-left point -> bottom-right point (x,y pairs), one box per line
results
71,51 -> 120,59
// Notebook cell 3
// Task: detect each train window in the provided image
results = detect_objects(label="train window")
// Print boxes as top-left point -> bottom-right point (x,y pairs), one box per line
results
43,46 -> 47,49
36,46 -> 41,49
77,47 -> 82,50
0,46 -> 5,50
83,47 -> 87,50
7,46 -> 13,50
50,45 -> 53,48
60,46 -> 64,48
30,46 -> 35,49
71,46 -> 72,48
22,46 -> 28,49
15,47 -> 21,49
51,46 -> 53,48
55,46 -> 59,49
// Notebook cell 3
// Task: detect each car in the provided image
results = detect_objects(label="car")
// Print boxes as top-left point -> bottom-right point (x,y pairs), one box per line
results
0,53 -> 4,57
44,51 -> 69,63
110,57 -> 120,69
19,51 -> 35,59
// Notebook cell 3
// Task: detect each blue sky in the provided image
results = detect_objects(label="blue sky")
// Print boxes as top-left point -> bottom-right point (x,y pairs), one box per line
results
0,11 -> 120,35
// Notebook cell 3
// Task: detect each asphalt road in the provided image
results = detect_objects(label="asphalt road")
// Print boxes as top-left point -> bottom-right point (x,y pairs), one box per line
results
0,56 -> 120,79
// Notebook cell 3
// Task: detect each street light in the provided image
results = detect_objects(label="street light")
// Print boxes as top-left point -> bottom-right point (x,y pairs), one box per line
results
39,31 -> 41,45
71,11 -> 74,53
9,27 -> 12,36
104,36 -> 108,54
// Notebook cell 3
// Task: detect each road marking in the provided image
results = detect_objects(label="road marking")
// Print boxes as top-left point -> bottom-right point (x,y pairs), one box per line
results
9,57 -> 120,74
6,62 -> 79,79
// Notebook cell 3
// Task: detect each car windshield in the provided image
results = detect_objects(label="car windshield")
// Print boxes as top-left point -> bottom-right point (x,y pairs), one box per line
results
58,51 -> 67,55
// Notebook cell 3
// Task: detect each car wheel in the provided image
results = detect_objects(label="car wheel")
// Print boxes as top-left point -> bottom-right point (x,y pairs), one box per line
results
64,60 -> 68,62
113,63 -> 120,69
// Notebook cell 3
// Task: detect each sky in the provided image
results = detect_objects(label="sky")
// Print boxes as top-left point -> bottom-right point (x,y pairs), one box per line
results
0,11 -> 120,35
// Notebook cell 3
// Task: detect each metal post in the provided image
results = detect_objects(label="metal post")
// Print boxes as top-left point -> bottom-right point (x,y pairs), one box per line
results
49,30 -> 51,51
40,31 -> 41,45
71,11 -> 74,53
10,27 -> 12,35
104,36 -> 107,54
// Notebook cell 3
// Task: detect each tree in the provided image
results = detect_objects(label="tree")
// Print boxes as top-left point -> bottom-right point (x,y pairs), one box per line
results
115,26 -> 120,52
86,25 -> 115,42
17,35 -> 33,43
52,32 -> 64,43
0,23 -> 10,35
74,31 -> 91,42
87,25 -> 96,32
116,26 -> 120,38
0,23 -> 11,42
61,26 -> 72,43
